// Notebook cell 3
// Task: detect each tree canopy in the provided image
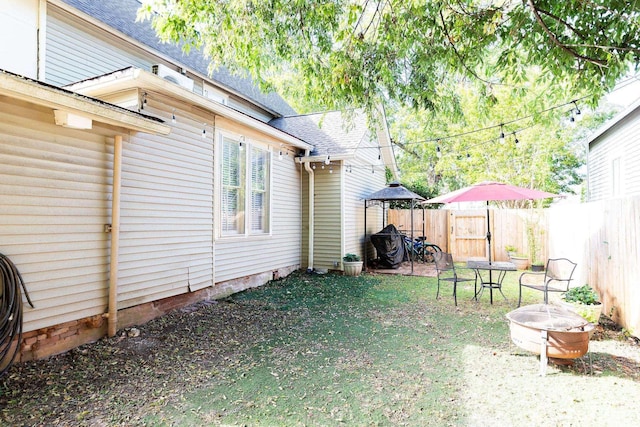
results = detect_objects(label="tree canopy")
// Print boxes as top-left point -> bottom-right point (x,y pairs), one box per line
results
140,0 -> 640,113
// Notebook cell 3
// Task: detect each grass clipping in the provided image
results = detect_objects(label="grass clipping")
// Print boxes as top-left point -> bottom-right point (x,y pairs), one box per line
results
1,271 -> 639,426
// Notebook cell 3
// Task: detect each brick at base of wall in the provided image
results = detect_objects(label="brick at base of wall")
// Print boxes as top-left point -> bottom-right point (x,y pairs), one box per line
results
17,265 -> 299,362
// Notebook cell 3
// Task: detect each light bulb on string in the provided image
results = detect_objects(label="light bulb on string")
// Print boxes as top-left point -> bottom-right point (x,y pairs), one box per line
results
325,152 -> 331,165
171,109 -> 176,124
436,145 -> 442,158
239,136 -> 245,151
573,101 -> 581,116
202,123 -> 207,139
513,132 -> 519,145
329,165 -> 333,174
499,124 -> 505,144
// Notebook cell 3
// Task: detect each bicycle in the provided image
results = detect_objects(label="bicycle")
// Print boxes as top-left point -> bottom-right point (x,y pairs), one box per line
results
402,234 -> 442,263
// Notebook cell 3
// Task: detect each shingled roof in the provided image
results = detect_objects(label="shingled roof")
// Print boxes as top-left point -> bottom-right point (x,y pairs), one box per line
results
61,0 -> 297,117
269,111 -> 369,156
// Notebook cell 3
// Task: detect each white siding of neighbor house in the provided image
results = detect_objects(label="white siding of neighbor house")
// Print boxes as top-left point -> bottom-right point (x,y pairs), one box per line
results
214,131 -> 302,282
116,93 -> 215,309
0,97 -> 113,332
589,107 -> 640,201
343,133 -> 386,260
312,164 -> 343,270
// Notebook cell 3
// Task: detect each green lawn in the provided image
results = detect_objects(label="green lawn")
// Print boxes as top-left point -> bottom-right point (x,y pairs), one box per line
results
2,270 -> 639,426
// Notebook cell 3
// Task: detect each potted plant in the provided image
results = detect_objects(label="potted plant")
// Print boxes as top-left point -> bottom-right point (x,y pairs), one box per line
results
560,284 -> 603,325
342,253 -> 363,276
505,245 -> 517,259
509,253 -> 529,270
531,260 -> 545,272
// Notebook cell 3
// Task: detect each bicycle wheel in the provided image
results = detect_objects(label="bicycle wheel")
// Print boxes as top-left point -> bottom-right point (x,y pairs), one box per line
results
423,244 -> 441,263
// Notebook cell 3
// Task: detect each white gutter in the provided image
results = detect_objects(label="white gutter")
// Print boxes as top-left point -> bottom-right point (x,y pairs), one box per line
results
300,153 -> 315,270
65,68 -> 312,150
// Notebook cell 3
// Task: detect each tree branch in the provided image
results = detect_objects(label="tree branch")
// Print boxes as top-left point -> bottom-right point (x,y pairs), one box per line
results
526,0 -> 608,67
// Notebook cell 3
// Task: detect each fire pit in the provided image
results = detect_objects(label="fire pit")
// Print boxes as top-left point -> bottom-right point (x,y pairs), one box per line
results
505,304 -> 595,375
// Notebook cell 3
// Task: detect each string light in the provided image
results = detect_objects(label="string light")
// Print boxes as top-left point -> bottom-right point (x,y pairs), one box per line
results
436,145 -> 442,158
325,151 -> 331,165
499,124 -> 505,144
202,123 -> 207,138
171,109 -> 176,124
329,164 -> 333,174
513,132 -> 519,145
312,163 -> 316,169
239,136 -> 245,150
572,100 -> 581,116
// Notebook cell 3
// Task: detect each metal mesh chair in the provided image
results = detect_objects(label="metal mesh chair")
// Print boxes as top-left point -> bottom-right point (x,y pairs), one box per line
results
518,258 -> 577,306
433,252 -> 477,306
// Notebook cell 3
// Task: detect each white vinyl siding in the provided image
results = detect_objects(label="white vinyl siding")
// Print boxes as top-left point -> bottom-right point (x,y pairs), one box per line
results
588,108 -> 640,201
0,97 -> 111,332
117,94 -> 214,305
45,11 -> 151,86
313,165 -> 342,270
214,152 -> 301,282
344,135 -> 386,258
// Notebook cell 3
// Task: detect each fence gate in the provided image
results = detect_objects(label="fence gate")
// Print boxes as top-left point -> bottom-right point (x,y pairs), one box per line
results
449,209 -> 490,261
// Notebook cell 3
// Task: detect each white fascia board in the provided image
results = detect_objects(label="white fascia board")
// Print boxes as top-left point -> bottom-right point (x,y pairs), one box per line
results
67,68 -> 312,150
0,71 -> 170,135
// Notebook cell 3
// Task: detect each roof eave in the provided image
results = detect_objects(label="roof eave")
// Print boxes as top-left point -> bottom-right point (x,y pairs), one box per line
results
0,70 -> 170,135
65,68 -> 312,150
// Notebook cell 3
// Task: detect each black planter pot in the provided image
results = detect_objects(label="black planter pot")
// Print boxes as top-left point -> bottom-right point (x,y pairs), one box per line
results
531,264 -> 545,272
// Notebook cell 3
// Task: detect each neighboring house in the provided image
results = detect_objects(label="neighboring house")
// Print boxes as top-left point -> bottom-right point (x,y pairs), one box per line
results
587,97 -> 640,201
0,0 -> 397,361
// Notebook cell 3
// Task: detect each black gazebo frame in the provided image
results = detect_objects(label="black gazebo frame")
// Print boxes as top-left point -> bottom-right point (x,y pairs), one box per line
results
364,181 -> 426,274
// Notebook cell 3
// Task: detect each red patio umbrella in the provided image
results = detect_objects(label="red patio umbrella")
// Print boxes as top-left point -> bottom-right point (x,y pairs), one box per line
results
423,181 -> 558,263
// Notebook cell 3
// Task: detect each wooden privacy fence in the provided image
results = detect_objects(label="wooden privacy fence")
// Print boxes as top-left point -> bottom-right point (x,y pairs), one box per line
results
388,197 -> 640,336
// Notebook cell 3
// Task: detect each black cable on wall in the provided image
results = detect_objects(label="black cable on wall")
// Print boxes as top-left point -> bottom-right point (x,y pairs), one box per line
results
1,252 -> 34,377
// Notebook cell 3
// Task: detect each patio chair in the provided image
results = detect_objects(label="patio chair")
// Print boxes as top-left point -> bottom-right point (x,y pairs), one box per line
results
518,258 -> 577,306
433,252 -> 477,306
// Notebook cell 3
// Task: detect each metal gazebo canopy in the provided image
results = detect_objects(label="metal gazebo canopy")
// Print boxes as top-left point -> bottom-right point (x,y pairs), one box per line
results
364,181 -> 426,273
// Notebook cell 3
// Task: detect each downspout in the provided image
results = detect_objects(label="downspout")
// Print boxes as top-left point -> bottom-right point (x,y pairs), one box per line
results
302,151 -> 315,270
108,134 -> 123,337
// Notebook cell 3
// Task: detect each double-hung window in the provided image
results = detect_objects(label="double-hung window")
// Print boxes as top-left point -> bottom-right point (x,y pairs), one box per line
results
220,135 -> 270,236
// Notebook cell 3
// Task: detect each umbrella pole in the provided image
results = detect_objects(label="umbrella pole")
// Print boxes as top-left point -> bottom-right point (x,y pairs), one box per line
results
486,202 -> 494,303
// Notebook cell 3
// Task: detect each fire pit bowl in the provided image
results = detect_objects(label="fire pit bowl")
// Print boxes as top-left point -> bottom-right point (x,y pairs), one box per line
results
505,304 -> 594,374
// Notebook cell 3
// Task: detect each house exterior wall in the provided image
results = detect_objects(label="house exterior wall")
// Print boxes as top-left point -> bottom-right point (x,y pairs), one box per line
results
0,0 -> 39,78
0,96 -> 113,333
116,92 -> 216,309
588,107 -> 640,201
213,117 -> 303,282
343,136 -> 386,260
45,11 -> 150,87
45,5 -> 273,122
311,163 -> 343,270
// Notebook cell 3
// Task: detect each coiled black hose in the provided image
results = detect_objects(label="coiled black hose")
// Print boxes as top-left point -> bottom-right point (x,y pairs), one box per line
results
1,252 -> 34,377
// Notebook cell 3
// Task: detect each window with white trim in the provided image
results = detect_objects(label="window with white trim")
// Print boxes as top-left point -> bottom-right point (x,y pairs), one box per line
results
220,135 -> 270,236
250,146 -> 269,232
